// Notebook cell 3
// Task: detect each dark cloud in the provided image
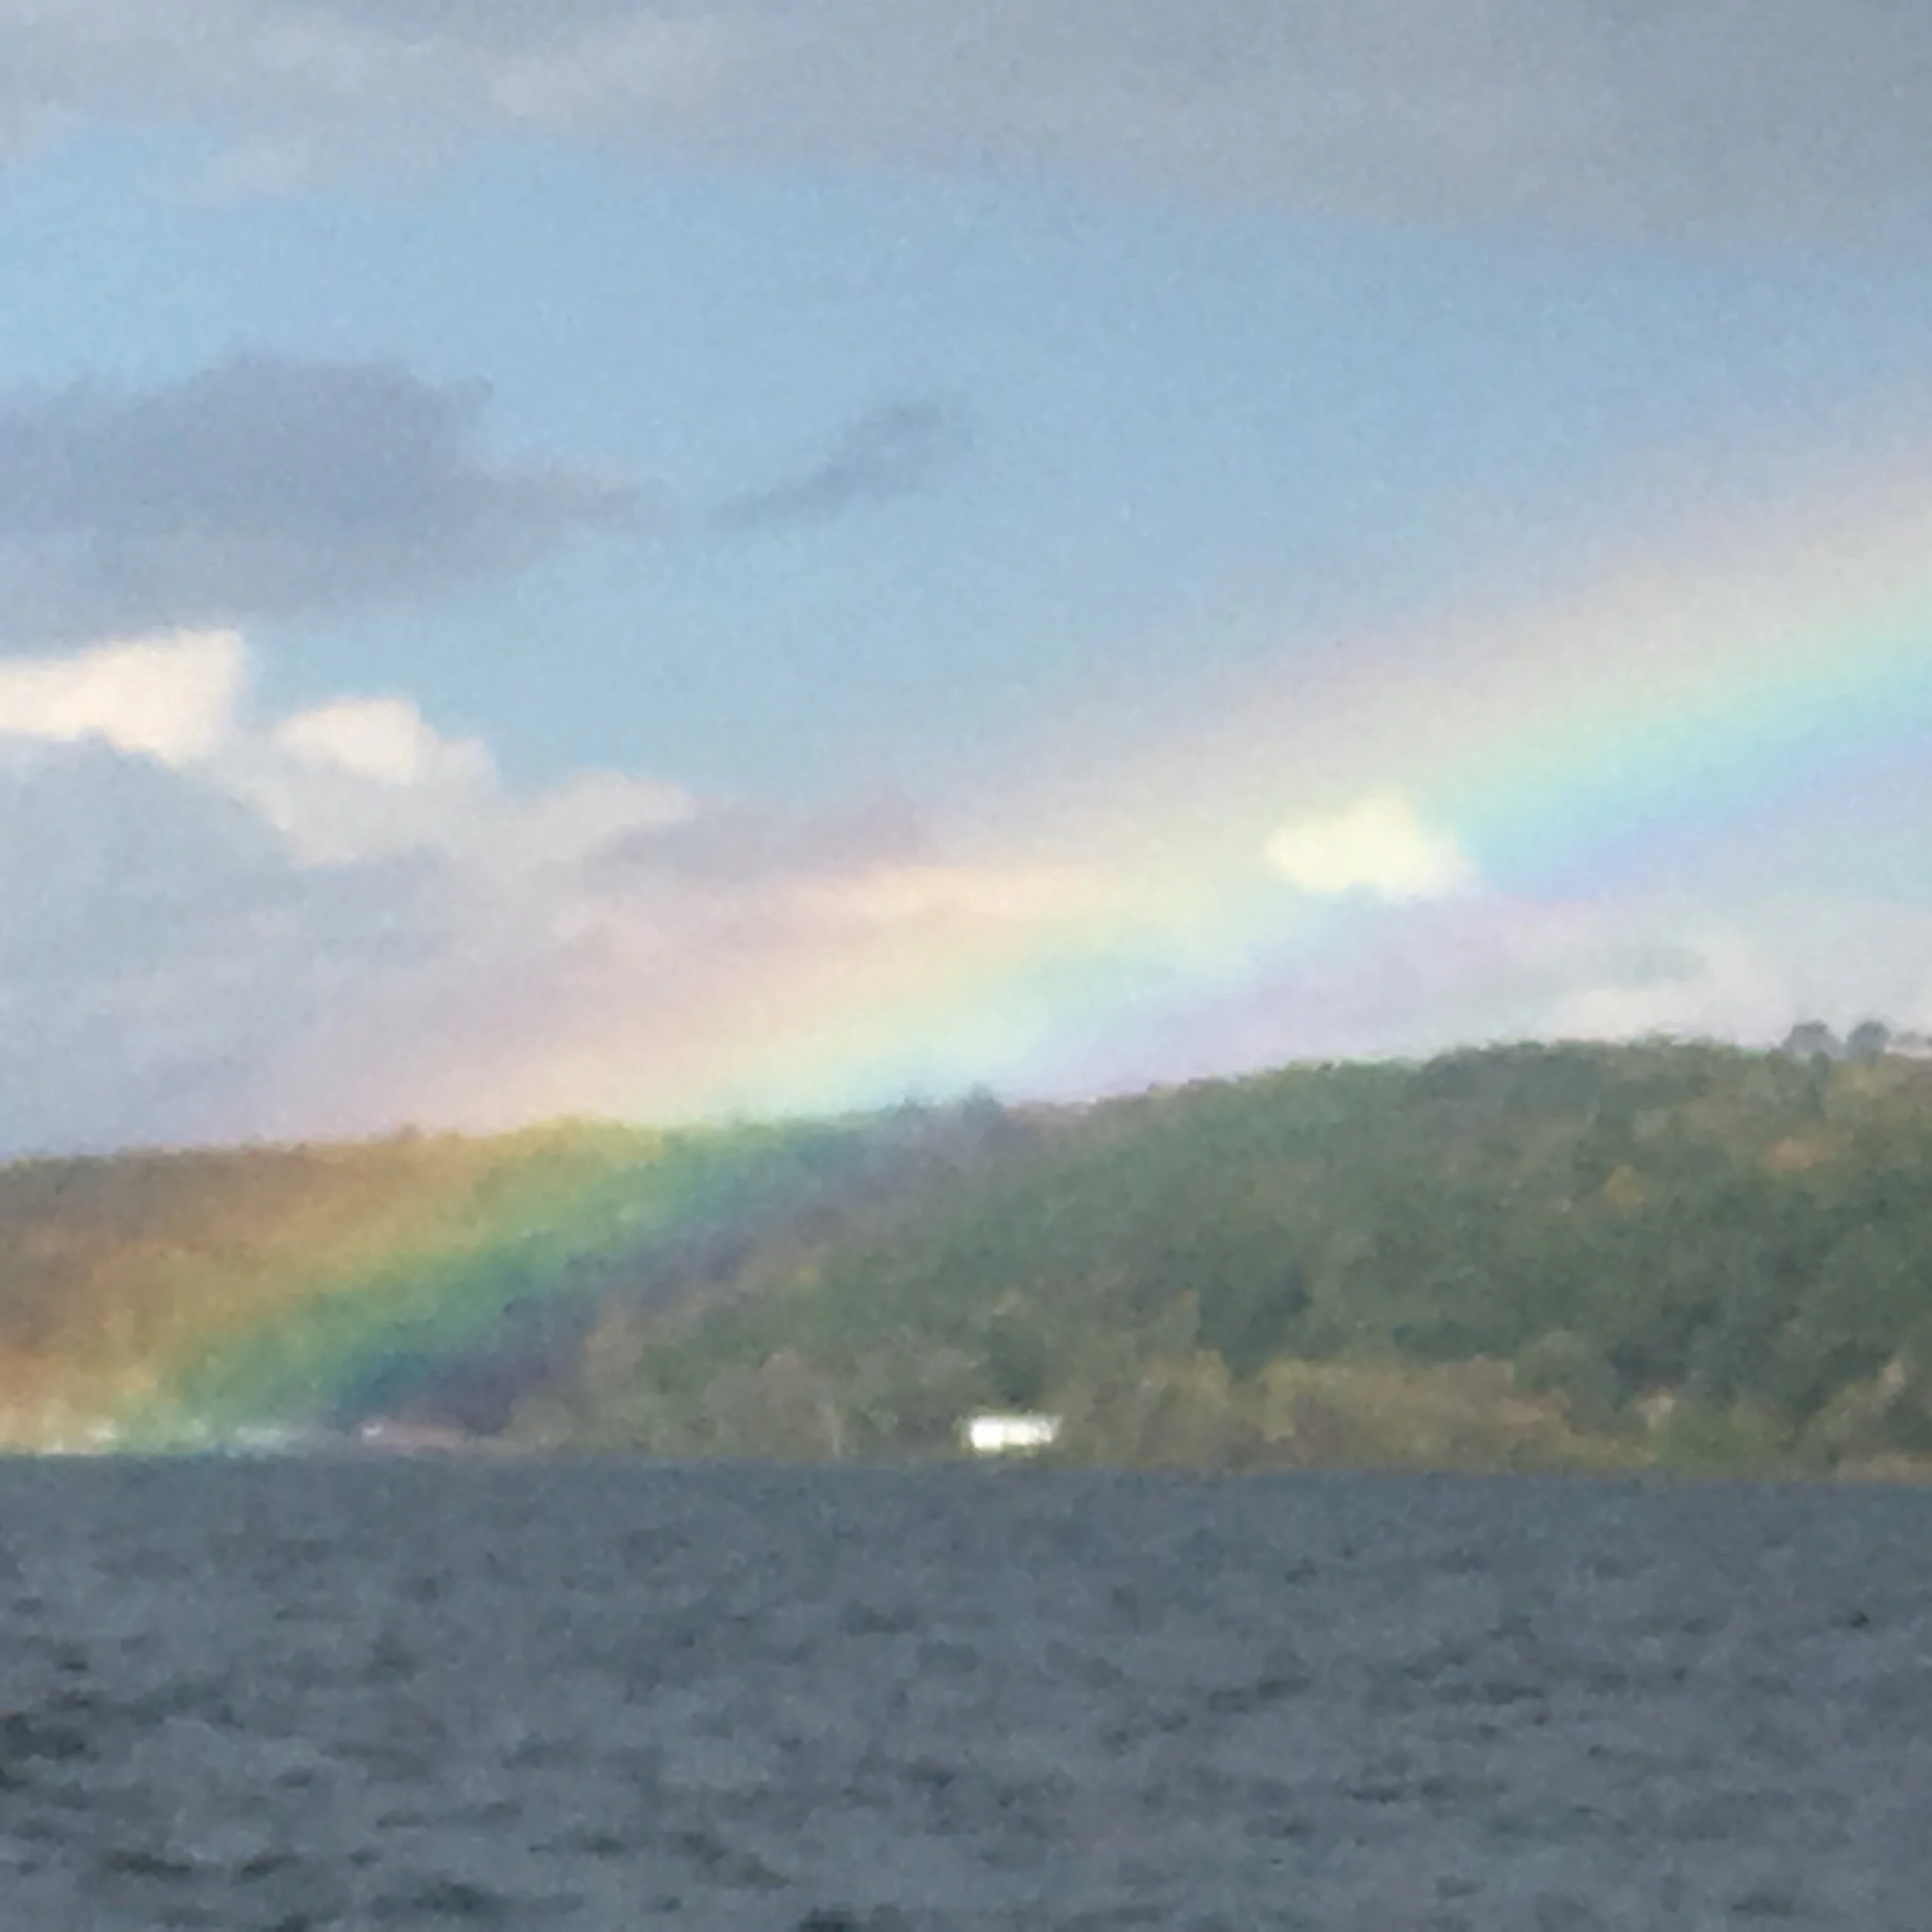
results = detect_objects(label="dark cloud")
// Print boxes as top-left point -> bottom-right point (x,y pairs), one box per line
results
7,3 -> 1932,240
291,0 -> 644,52
0,706 -> 950,1151
601,791 -> 928,883
713,400 -> 971,535
0,735 -> 444,1154
0,356 -> 635,650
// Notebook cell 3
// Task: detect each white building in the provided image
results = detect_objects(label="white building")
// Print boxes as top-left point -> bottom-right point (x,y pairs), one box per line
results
961,1412 -> 1063,1456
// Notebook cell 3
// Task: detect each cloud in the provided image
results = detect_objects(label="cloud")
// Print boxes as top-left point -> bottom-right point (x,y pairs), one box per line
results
713,399 -> 972,534
7,640 -> 1932,1154
274,696 -> 494,790
600,791 -> 925,886
0,631 -> 668,1149
6,3 -> 1932,237
0,631 -> 244,764
0,0 -> 726,178
1023,886 -> 1932,1107
0,356 -> 635,651
0,730 -> 434,1154
0,627 -> 1103,1150
1264,794 -> 1476,900
8,603 -> 1932,1153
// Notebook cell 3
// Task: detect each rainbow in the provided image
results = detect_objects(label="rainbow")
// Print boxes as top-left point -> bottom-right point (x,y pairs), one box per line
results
14,476 -> 1932,1447
0,1118 -> 891,1451
658,471 -> 1932,1110
330,472 -> 1932,1131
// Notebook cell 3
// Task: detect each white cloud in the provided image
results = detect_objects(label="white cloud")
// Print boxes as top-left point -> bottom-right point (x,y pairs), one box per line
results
274,696 -> 494,788
1264,794 -> 1476,901
236,707 -> 493,869
507,769 -> 697,869
3,626 -> 1930,1155
0,631 -> 243,765
0,632 -> 493,868
237,683 -> 700,879
0,625 -> 1119,1148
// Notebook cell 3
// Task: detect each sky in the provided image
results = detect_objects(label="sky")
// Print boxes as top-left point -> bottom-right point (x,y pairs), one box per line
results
7,1 -> 1932,1152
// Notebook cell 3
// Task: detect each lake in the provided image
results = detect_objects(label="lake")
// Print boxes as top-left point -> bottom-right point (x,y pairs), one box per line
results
0,1460 -> 1925,1928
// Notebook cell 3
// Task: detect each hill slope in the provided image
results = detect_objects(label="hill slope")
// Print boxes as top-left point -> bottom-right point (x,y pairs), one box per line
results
514,1043 -> 1932,1475
0,1113 -> 954,1450
6,1042 -> 1932,1473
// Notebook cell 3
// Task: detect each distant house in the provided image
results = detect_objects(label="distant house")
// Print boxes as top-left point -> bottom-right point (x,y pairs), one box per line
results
961,1412 -> 1062,1456
355,1419 -> 472,1455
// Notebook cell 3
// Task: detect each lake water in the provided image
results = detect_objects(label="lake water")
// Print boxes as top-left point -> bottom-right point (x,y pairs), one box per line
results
0,1461 -> 1925,1929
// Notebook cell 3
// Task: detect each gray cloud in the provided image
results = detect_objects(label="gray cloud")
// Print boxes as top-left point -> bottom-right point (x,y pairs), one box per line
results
13,705 -> 1932,1155
5,3 -> 1932,238
713,400 -> 971,534
601,791 -> 927,882
0,356 -> 634,651
0,735 -> 447,1153
0,675 -> 946,1152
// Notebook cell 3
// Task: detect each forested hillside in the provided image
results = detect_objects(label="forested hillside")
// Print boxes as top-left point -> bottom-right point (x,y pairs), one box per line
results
4,1040 -> 1932,1475
513,1042 -> 1932,1475
0,1114 -> 950,1450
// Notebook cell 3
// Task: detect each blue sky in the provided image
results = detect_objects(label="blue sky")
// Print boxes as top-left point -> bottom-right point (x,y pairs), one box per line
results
14,120 -> 1932,798
5,2 -> 1932,1150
